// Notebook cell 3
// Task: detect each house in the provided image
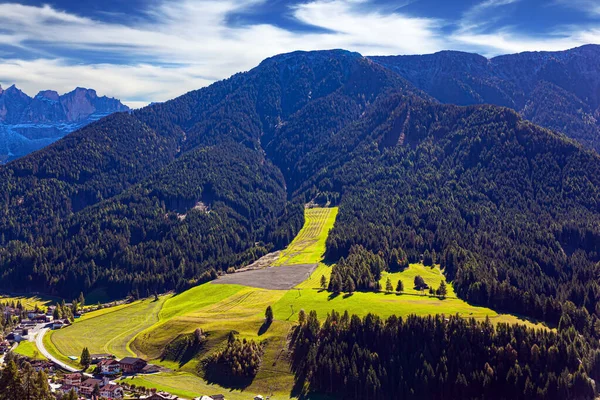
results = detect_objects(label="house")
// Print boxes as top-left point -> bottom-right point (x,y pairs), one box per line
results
57,384 -> 79,395
254,396 -> 264,400
30,360 -> 55,372
141,364 -> 161,374
99,383 -> 124,399
211,396 -> 225,400
91,353 -> 115,364
52,321 -> 66,330
119,357 -> 147,373
64,373 -> 82,387
79,378 -> 104,396
98,358 -> 121,375
145,392 -> 178,400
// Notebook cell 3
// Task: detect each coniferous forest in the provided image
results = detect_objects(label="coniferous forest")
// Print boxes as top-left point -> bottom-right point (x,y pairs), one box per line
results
2,47 -> 600,398
291,311 -> 598,400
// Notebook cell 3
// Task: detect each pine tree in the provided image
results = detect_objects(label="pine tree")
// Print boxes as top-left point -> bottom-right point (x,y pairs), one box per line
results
265,306 -> 274,323
78,292 -> 85,307
65,388 -> 78,400
0,360 -> 24,400
34,371 -> 52,400
92,383 -> 100,399
438,280 -> 447,298
298,309 -> 307,325
396,280 -> 404,293
320,275 -> 327,290
345,277 -> 356,294
414,275 -> 426,290
385,277 -> 393,293
80,347 -> 91,369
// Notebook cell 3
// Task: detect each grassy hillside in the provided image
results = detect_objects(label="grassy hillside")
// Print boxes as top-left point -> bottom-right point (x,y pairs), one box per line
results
48,207 -> 546,398
13,341 -> 46,360
273,207 -> 337,266
49,297 -> 167,360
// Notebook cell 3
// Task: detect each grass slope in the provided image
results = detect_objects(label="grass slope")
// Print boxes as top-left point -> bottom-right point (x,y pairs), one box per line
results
0,294 -> 60,311
274,208 -> 337,266
14,340 -> 46,360
48,207 -> 546,398
49,297 -> 167,360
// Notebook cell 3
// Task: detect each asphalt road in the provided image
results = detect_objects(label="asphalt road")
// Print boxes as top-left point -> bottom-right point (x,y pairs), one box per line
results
36,327 -> 92,376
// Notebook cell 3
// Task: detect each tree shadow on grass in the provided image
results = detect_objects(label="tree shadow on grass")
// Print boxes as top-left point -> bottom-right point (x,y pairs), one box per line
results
203,364 -> 255,390
258,320 -> 272,336
327,292 -> 340,301
342,293 -> 354,299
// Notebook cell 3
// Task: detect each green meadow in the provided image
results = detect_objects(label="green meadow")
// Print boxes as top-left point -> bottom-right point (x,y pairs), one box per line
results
14,341 -> 46,360
46,207 -> 546,399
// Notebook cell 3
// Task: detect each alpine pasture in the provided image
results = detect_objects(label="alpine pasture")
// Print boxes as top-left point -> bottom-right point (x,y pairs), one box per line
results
45,207 -> 544,399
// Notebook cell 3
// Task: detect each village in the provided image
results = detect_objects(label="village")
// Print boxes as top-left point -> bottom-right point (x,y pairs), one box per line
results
0,298 -> 252,400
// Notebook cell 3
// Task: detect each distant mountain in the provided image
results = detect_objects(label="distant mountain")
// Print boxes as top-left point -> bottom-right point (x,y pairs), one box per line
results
371,44 -> 600,152
0,85 -> 128,162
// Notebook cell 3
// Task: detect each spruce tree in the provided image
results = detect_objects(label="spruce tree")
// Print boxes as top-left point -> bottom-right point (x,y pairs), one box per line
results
438,280 -> 447,298
80,347 -> 91,369
385,277 -> 393,293
320,275 -> 327,290
396,280 -> 404,293
265,306 -> 274,323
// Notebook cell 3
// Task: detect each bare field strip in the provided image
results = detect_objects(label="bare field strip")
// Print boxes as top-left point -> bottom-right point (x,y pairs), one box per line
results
212,263 -> 318,290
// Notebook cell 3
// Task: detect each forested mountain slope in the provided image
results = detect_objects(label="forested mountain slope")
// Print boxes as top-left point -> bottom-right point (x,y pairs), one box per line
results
0,50 -> 417,297
0,49 -> 600,339
371,44 -> 600,153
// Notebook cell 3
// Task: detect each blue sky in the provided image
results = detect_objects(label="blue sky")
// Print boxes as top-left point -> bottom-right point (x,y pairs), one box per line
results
0,0 -> 598,107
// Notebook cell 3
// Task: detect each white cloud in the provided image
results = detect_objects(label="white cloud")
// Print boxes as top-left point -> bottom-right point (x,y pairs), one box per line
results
553,0 -> 600,16
0,0 -> 597,106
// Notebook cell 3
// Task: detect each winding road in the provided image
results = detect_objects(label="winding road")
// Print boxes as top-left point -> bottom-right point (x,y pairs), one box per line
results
36,327 -> 92,376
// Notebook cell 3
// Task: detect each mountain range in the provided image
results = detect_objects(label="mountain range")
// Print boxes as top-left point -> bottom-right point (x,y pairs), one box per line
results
0,85 -> 128,162
371,44 -> 600,153
0,45 -> 599,336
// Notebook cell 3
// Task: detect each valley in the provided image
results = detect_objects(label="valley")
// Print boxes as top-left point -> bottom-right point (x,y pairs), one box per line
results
41,207 -> 544,399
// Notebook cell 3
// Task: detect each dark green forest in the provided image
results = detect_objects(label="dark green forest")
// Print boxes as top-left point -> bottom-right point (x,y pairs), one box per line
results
291,311 -> 598,399
2,49 -> 600,398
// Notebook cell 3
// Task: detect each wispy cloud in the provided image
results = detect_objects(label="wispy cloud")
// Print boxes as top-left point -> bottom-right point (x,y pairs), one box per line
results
0,0 -> 597,106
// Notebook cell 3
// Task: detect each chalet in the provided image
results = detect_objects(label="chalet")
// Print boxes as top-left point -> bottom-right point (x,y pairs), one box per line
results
79,378 -> 104,396
100,383 -> 124,399
119,357 -> 147,373
64,373 -> 82,387
195,396 -> 224,400
141,363 -> 161,374
57,384 -> 79,395
52,320 -> 69,330
254,396 -> 264,400
91,353 -> 115,363
98,358 -> 121,375
145,392 -> 178,400
30,360 -> 55,372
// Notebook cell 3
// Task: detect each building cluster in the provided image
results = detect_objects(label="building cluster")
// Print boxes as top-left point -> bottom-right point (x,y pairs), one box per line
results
58,373 -> 124,399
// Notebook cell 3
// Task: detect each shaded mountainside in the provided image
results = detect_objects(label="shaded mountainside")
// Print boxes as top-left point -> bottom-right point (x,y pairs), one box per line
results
0,85 -> 128,162
371,44 -> 600,153
0,50 -> 414,297
0,48 -> 600,338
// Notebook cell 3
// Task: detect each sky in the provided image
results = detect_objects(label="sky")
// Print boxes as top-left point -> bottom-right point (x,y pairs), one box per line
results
0,0 -> 598,108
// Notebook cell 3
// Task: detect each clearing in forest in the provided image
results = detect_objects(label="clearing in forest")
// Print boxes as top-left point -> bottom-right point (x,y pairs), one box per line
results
47,206 -> 546,399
